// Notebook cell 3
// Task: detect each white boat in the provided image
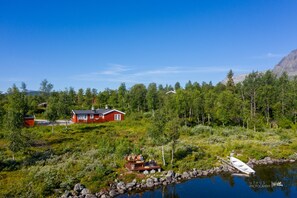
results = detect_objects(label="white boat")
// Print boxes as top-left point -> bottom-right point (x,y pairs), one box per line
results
230,157 -> 255,175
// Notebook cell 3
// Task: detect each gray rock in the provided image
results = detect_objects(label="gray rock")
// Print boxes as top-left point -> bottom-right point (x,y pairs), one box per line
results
85,194 -> 97,198
109,189 -> 118,197
192,170 -> 198,176
81,188 -> 91,195
166,170 -> 175,178
141,184 -> 147,188
182,172 -> 190,179
118,189 -> 125,194
95,191 -> 104,197
126,182 -> 135,189
146,178 -> 154,188
166,176 -> 172,183
117,182 -> 126,190
61,190 -> 71,198
150,169 -> 156,174
74,183 -> 85,193
143,170 -> 149,175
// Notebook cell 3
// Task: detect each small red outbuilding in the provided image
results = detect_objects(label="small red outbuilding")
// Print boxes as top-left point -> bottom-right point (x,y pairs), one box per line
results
24,115 -> 35,127
71,108 -> 125,123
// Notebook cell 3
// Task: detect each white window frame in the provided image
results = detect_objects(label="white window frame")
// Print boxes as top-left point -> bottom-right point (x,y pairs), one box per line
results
114,114 -> 121,121
78,114 -> 87,120
90,114 -> 94,119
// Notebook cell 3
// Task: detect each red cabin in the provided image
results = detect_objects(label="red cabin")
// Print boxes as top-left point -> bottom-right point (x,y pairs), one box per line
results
71,108 -> 125,123
24,115 -> 35,127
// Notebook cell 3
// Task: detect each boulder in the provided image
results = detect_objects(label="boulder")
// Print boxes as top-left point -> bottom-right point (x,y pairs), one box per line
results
143,170 -> 149,175
146,178 -> 154,188
182,172 -> 190,179
125,182 -> 135,189
85,194 -> 97,198
150,169 -> 156,174
61,190 -> 71,198
81,188 -> 91,196
117,182 -> 126,190
166,170 -> 175,178
74,183 -> 85,193
109,189 -> 118,197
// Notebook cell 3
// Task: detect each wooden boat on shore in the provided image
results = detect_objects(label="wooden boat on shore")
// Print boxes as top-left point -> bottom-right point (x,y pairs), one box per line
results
230,157 -> 255,175
125,154 -> 161,172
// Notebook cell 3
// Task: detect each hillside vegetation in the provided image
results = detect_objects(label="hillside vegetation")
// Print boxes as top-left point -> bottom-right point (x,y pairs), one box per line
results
0,117 -> 297,197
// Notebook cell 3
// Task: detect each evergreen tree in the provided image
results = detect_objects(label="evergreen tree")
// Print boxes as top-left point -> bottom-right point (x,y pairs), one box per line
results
226,69 -> 235,91
174,82 -> 181,90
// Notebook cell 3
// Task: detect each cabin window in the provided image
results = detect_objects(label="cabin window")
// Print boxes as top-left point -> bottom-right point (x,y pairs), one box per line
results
78,115 -> 87,120
114,114 -> 121,121
90,114 -> 94,119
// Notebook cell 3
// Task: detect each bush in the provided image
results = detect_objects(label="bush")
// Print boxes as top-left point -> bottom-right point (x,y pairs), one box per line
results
191,125 -> 213,135
179,126 -> 192,135
174,144 -> 199,160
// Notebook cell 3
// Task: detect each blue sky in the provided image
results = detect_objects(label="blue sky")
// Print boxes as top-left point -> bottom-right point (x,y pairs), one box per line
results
0,0 -> 297,92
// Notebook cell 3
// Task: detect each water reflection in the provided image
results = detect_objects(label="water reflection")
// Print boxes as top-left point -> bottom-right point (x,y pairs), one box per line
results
121,163 -> 297,198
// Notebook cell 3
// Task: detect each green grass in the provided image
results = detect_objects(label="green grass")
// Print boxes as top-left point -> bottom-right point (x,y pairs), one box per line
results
0,119 -> 297,197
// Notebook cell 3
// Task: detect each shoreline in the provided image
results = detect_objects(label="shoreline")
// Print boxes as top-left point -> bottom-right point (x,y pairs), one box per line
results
61,157 -> 296,198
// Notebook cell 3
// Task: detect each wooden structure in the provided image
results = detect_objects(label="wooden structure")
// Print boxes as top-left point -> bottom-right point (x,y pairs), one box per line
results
71,108 -> 125,123
125,154 -> 161,172
24,115 -> 35,127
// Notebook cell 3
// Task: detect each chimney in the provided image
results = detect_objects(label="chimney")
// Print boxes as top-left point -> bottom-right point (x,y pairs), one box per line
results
105,104 -> 108,110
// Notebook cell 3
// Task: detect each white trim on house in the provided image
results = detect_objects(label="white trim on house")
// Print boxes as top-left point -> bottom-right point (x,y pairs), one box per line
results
103,109 -> 126,115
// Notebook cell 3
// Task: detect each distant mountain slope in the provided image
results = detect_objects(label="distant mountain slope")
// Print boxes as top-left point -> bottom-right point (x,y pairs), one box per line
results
223,49 -> 297,84
273,49 -> 297,77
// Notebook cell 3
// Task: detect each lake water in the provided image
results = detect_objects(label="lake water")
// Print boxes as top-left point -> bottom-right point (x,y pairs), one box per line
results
119,163 -> 297,198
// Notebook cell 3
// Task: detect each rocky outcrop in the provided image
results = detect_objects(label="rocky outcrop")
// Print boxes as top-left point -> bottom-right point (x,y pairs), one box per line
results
273,49 -> 297,77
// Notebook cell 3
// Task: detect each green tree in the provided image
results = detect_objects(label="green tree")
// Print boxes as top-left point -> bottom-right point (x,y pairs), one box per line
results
45,94 -> 59,133
57,90 -> 71,128
147,110 -> 168,166
39,79 -> 53,100
226,69 -> 235,91
77,88 -> 84,108
165,117 -> 180,165
129,84 -> 147,112
243,71 -> 261,131
215,90 -> 241,126
5,85 -> 28,159
84,88 -> 93,109
118,83 -> 127,111
146,83 -> 158,116
174,82 -> 181,90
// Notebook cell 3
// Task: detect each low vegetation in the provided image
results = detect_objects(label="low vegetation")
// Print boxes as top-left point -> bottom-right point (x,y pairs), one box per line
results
0,117 -> 296,197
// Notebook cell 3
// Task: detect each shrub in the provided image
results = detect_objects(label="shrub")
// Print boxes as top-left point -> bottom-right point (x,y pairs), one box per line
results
179,126 -> 192,135
191,125 -> 213,135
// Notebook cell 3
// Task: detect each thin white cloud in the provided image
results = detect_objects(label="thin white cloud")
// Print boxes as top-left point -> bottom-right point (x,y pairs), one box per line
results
70,64 -> 251,84
252,52 -> 284,59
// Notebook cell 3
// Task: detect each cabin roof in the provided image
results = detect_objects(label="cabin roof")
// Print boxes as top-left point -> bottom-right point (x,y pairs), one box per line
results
72,109 -> 125,115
